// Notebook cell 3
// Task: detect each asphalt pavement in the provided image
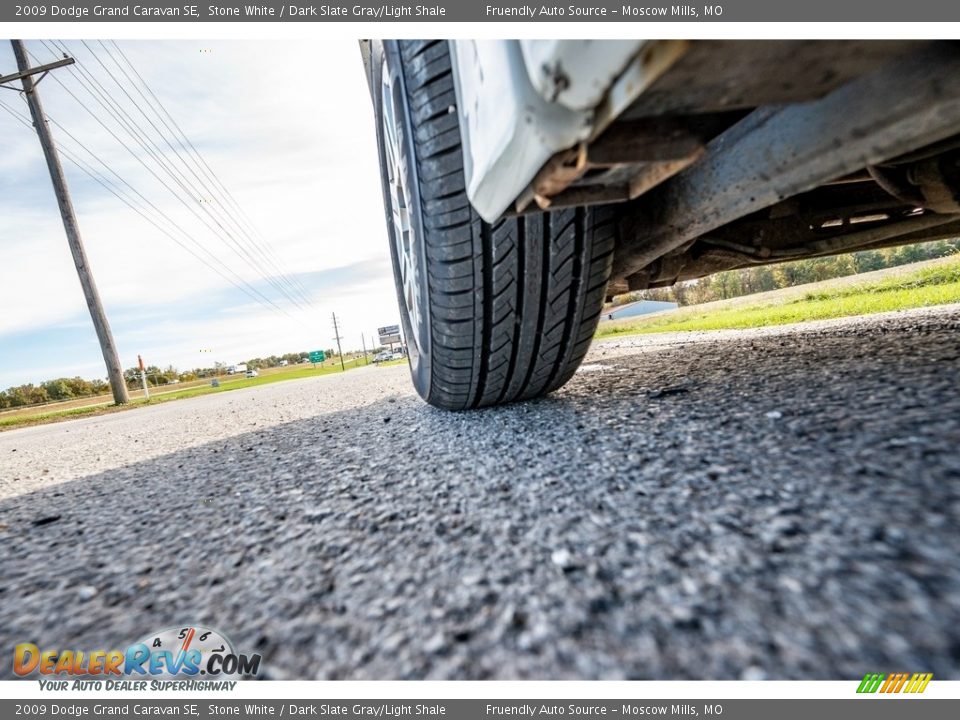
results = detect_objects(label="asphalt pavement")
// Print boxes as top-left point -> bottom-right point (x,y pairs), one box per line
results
1,305 -> 959,679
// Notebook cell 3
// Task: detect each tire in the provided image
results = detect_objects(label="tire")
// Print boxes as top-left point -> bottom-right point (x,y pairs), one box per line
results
374,40 -> 615,410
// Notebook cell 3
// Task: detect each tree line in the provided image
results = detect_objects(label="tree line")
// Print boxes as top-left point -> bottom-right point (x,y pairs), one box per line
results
0,376 -> 111,409
0,349 -> 339,410
612,239 -> 960,307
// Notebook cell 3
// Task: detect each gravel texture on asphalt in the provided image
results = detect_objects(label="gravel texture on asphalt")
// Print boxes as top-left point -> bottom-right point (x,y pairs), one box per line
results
1,306 -> 959,680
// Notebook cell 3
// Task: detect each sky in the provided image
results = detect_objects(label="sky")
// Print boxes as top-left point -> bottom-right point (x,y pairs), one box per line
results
0,39 -> 398,388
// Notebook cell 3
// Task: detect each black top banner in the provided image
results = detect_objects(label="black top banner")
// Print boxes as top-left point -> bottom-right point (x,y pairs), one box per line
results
3,0 -> 960,22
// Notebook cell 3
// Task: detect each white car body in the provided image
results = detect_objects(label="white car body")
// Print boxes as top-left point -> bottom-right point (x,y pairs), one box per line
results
448,40 -> 682,222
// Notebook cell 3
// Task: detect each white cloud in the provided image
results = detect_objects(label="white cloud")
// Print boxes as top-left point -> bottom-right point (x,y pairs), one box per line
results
0,38 -> 402,386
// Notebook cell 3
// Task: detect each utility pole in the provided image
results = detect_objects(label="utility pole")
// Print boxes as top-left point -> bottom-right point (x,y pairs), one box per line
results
361,334 -> 368,365
138,354 -> 149,399
7,41 -> 129,404
331,312 -> 345,372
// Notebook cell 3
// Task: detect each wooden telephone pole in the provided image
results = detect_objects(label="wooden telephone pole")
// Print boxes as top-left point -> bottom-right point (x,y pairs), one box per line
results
331,312 -> 345,372
7,40 -> 129,404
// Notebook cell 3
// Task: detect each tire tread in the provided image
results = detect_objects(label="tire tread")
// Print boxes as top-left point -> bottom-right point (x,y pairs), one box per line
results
397,40 -> 614,410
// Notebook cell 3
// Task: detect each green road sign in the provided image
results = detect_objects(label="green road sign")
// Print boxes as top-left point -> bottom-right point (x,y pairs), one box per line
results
309,350 -> 325,363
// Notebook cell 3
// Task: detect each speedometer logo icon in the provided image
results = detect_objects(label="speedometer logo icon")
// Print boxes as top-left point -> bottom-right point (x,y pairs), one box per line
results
125,625 -> 244,680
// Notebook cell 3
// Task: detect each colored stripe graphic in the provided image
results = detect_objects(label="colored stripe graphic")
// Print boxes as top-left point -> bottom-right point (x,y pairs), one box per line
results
884,672 -> 909,693
857,672 -> 932,693
904,673 -> 933,693
857,672 -> 885,693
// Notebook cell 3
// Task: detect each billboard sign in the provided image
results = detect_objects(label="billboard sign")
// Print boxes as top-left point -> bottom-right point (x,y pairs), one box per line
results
378,325 -> 401,345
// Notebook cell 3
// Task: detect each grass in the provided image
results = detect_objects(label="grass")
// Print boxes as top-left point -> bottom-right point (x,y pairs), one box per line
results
0,356 -> 383,431
596,254 -> 960,339
0,403 -> 134,429
149,359 -> 369,401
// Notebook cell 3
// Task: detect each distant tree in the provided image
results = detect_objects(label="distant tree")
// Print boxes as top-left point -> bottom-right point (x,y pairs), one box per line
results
772,260 -> 809,287
638,287 -> 675,303
669,282 -> 688,306
890,243 -> 928,265
65,376 -> 93,397
5,386 -> 28,407
142,365 -> 164,386
853,250 -> 885,273
712,271 -> 742,300
26,385 -> 49,404
42,379 -> 74,401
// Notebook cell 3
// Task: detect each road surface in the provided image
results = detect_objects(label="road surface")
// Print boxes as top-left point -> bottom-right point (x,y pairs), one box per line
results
2,306 -> 959,679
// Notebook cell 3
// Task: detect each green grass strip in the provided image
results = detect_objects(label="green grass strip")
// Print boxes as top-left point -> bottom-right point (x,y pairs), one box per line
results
596,256 -> 960,338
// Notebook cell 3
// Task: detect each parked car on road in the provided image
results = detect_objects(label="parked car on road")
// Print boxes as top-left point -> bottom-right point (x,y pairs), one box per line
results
363,39 -> 960,409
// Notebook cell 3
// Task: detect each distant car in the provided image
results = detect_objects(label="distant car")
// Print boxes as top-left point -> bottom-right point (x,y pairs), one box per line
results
391,351 -> 405,361
245,369 -> 259,378
373,351 -> 392,363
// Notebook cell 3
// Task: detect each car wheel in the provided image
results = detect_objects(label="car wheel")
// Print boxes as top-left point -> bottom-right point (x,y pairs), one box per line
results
373,40 -> 616,410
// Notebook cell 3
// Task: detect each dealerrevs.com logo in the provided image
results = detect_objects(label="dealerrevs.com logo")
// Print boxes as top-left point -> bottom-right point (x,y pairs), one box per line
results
14,626 -> 261,690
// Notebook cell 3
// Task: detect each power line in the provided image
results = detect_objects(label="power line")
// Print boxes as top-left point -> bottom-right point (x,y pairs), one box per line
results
100,40 -> 314,307
40,40 -> 309,314
7,91 -> 198,241
1,95 -> 291,321
27,41 -> 296,317
0,96 -> 297,319
105,38 -> 313,303
76,39 -> 313,308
